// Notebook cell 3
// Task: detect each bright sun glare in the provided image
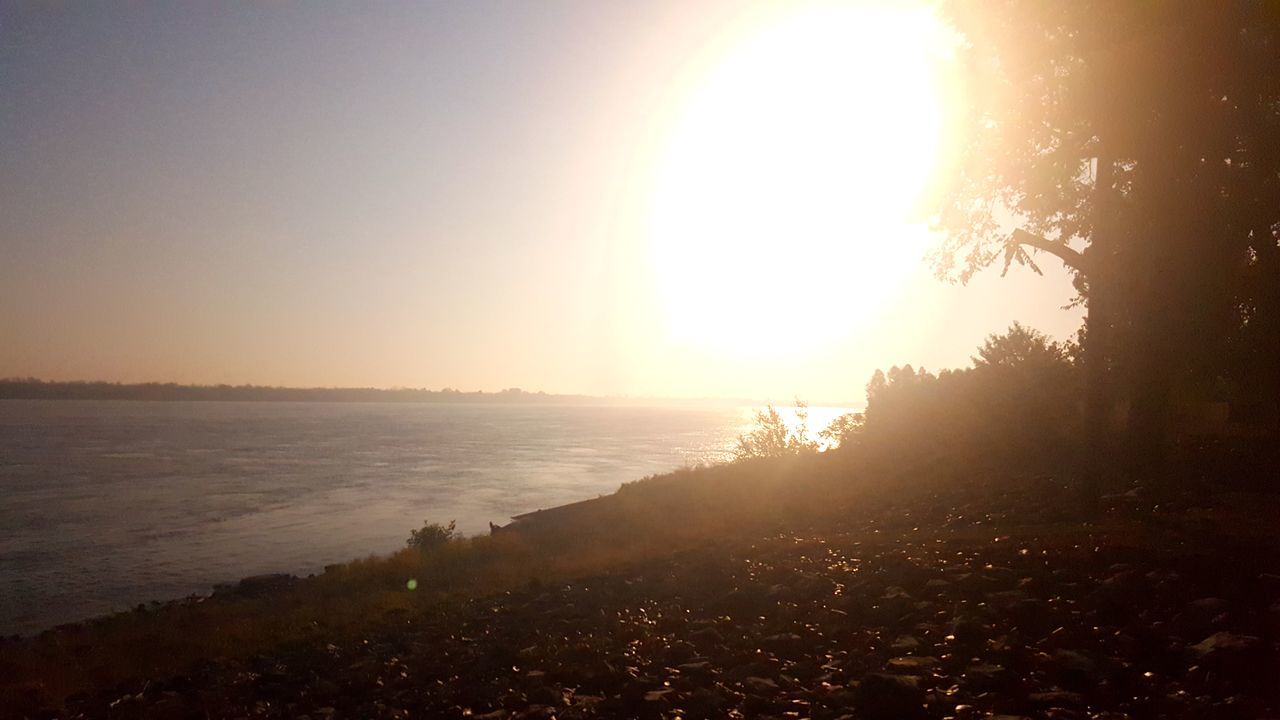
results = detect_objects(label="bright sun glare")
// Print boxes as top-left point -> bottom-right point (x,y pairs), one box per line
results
652,3 -> 955,356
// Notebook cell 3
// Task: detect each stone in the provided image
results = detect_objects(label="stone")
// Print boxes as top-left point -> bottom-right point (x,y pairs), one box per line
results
1191,631 -> 1260,658
855,673 -> 925,720
743,676 -> 780,695
964,662 -> 1010,691
762,632 -> 802,649
232,571 -> 296,594
890,635 -> 921,652
677,661 -> 713,676
1028,690 -> 1085,707
690,627 -> 725,646
643,689 -> 672,703
1049,649 -> 1098,689
885,656 -> 938,673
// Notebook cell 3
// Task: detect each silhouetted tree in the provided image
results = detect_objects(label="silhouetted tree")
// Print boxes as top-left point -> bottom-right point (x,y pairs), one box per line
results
860,325 -> 1078,471
819,412 -> 865,450
933,3 -> 1280,499
734,403 -> 819,461
973,322 -> 1069,371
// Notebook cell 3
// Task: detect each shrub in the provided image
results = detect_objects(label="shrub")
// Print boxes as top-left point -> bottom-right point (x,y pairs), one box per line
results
819,412 -> 865,449
734,403 -> 819,461
407,520 -> 456,551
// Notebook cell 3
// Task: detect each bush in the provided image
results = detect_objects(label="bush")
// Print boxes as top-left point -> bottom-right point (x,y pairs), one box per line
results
734,403 -> 819,461
407,520 -> 456,551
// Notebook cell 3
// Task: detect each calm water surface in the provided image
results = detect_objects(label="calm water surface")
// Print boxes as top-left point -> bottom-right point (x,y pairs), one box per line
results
0,400 -> 845,635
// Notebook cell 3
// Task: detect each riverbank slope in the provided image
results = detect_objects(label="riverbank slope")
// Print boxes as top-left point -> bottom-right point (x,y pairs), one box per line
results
3,449 -> 1278,718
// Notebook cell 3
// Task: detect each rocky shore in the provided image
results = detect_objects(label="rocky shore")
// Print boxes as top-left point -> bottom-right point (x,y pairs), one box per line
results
17,478 -> 1279,720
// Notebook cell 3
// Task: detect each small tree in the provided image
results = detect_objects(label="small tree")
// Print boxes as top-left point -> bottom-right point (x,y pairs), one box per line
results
973,322 -> 1068,371
818,412 -> 865,449
407,520 -> 456,551
734,403 -> 819,461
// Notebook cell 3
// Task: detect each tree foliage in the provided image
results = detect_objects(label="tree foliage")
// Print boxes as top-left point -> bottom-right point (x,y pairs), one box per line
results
931,3 -> 1280,477
818,412 -> 865,450
733,403 -> 820,461
973,321 -> 1070,371
860,324 -> 1079,467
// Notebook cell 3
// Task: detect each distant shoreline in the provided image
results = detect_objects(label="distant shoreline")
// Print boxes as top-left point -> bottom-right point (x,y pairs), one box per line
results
0,379 -> 856,407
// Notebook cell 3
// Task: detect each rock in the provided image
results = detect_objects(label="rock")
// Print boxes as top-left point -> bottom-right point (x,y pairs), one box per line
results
1180,597 -> 1230,631
855,673 -> 926,720
1097,570 -> 1141,599
1049,649 -> 1099,690
690,627 -> 725,646
148,695 -> 187,720
683,687 -> 726,714
1028,690 -> 1085,707
1258,572 -> 1280,594
761,632 -> 802,650
643,689 -> 672,703
1191,631 -> 1260,658
311,679 -> 341,701
1188,597 -> 1227,614
878,586 -> 916,618
527,684 -> 560,706
676,660 -> 713,676
885,656 -> 938,673
1189,630 -> 1264,678
742,676 -> 780,695
716,587 -> 769,614
890,635 -> 920,652
766,583 -> 791,599
1008,597 -> 1053,632
224,573 -> 299,598
988,589 -> 1029,605
883,586 -> 912,600
950,616 -> 986,647
964,662 -> 1010,691
664,640 -> 697,663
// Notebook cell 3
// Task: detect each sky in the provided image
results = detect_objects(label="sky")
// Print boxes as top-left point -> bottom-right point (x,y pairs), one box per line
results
0,1 -> 1082,404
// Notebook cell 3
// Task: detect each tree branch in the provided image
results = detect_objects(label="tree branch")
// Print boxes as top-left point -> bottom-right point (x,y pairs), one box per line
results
1010,228 -> 1093,276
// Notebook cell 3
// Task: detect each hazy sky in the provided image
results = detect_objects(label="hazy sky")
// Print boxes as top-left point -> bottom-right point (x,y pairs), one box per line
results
1,1 -> 1081,403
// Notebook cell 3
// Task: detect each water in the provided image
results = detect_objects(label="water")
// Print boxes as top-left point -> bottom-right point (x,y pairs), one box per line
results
0,400 -> 849,635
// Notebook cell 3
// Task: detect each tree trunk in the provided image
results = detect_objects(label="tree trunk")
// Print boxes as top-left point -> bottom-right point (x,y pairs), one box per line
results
1080,293 -> 1108,510
1078,151 -> 1117,511
1125,347 -> 1174,491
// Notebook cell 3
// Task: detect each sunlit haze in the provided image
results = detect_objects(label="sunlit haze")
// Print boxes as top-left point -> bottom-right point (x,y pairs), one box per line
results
653,3 -> 952,355
1,1 -> 1081,402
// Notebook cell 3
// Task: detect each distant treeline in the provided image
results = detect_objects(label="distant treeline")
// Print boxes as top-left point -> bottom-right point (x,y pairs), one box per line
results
0,379 -> 595,403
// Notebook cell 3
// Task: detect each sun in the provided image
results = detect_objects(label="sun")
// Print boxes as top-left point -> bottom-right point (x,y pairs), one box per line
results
650,2 -> 956,356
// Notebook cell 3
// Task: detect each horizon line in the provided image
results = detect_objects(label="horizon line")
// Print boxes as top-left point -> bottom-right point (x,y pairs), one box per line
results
0,377 -> 863,409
